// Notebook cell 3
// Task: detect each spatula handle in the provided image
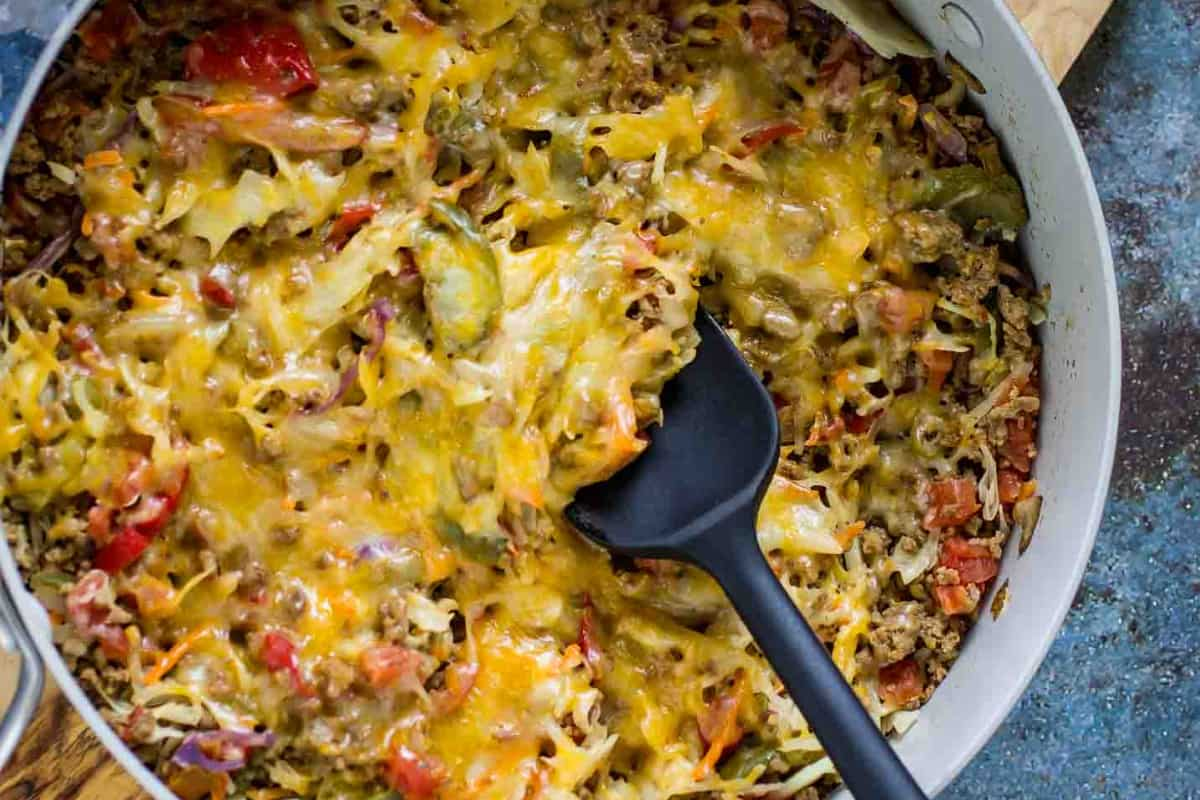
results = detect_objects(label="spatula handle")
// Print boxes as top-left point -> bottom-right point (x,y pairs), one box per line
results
693,532 -> 928,800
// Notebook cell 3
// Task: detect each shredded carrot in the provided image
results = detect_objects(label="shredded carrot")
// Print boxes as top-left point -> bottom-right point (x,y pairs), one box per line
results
833,368 -> 858,394
692,675 -> 746,781
143,625 -> 212,686
835,520 -> 867,549
1018,479 -> 1038,502
201,100 -> 281,117
81,212 -> 95,237
83,149 -> 123,169
334,545 -> 357,562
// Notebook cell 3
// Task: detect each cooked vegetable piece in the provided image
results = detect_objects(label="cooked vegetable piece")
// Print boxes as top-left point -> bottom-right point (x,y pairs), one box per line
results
328,202 -> 381,250
939,537 -> 999,584
384,746 -> 444,799
435,518 -> 507,564
923,478 -> 982,530
184,18 -> 319,97
913,166 -> 1029,240
415,201 -> 502,353
94,529 -> 154,573
809,0 -> 934,58
933,584 -> 976,616
878,657 -> 925,707
718,740 -> 777,780
360,645 -> 424,690
153,95 -> 367,153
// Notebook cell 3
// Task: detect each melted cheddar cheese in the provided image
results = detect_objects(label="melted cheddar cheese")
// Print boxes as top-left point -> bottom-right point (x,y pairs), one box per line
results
0,0 -> 1043,797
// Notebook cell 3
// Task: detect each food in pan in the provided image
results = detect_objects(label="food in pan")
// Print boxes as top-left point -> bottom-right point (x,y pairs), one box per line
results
0,0 -> 1046,796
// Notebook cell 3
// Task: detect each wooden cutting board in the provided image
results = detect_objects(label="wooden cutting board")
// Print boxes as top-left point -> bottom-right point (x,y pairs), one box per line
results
0,2 -> 1111,798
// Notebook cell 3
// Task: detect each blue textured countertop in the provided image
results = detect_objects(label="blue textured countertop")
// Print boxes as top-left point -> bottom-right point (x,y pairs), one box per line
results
0,1 -> 1196,797
945,2 -> 1199,797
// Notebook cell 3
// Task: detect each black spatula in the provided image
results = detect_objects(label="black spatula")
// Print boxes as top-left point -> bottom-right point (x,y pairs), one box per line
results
567,309 -> 928,800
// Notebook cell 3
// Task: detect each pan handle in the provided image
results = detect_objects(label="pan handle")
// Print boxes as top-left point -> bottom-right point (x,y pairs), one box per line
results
0,578 -> 43,770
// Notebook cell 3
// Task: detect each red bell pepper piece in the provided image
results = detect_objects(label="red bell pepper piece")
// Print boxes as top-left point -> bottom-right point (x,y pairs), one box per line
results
261,631 -> 314,696
93,466 -> 188,573
740,122 -> 806,154
200,274 -> 237,309
184,18 -> 318,97
94,528 -> 153,573
327,202 -> 380,251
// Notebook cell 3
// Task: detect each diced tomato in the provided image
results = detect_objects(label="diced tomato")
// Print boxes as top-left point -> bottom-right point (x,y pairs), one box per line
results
844,408 -> 883,435
878,658 -> 925,707
878,288 -> 935,334
384,745 -> 445,799
93,528 -> 153,573
740,122 -> 806,154
578,594 -> 604,675
918,348 -> 954,392
359,644 -> 423,690
184,18 -> 318,97
1002,416 -> 1036,473
199,274 -> 237,309
933,584 -> 976,616
922,477 -> 981,531
998,468 -> 1022,505
79,0 -> 143,64
327,202 -> 380,251
939,537 -> 999,585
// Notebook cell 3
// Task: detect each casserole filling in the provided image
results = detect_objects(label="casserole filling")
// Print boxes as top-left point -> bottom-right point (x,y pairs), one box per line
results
0,0 -> 1046,797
